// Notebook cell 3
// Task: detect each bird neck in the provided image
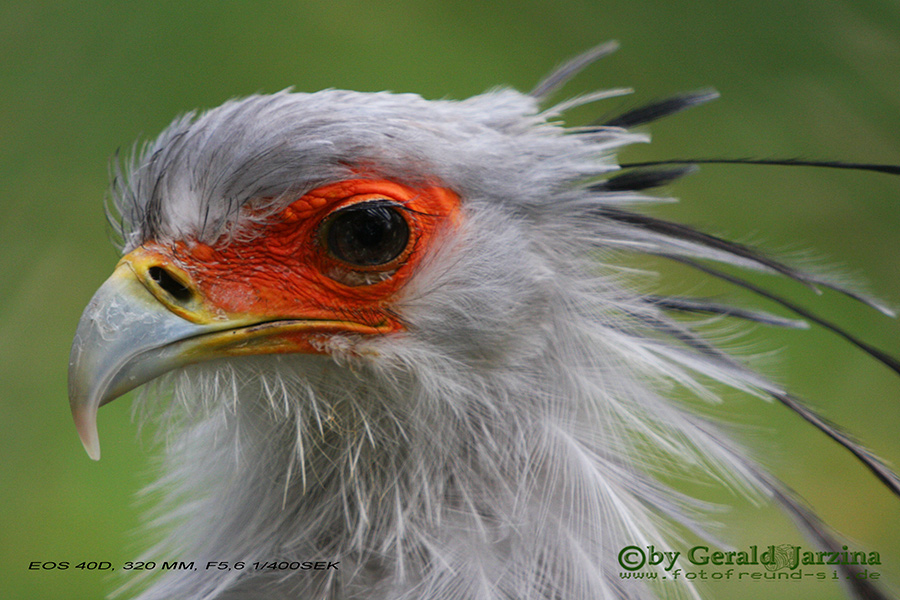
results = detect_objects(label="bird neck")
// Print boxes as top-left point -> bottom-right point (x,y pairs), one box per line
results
142,326 -> 652,599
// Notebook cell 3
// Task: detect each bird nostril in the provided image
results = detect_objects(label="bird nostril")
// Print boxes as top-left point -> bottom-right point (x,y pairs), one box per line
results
148,266 -> 193,303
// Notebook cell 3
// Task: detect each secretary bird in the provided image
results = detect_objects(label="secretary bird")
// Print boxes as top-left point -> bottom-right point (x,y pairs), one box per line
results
69,44 -> 899,600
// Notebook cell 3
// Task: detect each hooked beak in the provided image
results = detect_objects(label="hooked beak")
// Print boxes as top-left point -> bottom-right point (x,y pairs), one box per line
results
68,249 -> 390,460
68,260 -> 234,460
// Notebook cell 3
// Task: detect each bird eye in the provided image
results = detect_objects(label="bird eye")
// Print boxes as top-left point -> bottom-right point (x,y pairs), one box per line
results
324,202 -> 410,267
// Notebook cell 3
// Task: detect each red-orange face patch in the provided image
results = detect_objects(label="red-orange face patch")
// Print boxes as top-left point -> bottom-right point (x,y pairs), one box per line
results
142,179 -> 461,334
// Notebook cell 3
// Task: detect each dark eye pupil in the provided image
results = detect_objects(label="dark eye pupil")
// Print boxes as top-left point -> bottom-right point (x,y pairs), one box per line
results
326,204 -> 410,266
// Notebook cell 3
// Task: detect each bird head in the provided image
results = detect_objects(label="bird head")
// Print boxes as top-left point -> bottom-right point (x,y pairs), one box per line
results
68,85 -> 632,459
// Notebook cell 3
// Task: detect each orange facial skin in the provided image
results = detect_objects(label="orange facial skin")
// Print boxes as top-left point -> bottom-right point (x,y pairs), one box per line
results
123,179 -> 461,355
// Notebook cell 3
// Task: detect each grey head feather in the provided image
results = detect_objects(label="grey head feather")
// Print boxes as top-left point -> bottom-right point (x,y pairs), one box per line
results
104,48 -> 898,600
110,87 -> 626,251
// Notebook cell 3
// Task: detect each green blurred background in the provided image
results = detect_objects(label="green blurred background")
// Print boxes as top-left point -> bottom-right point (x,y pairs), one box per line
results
2,1 -> 898,598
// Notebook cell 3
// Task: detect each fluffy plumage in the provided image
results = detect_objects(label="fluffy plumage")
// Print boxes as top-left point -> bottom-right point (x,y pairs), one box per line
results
85,46 -> 897,599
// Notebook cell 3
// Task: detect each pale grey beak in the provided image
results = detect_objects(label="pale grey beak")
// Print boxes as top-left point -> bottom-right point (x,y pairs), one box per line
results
69,251 -> 383,460
68,263 -> 216,460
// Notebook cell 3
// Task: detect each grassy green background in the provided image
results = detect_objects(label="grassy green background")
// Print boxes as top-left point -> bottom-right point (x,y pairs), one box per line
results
2,1 -> 899,599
